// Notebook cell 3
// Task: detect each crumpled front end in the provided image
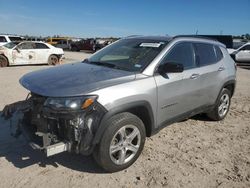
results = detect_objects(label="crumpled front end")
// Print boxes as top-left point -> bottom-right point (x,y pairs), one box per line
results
2,93 -> 107,156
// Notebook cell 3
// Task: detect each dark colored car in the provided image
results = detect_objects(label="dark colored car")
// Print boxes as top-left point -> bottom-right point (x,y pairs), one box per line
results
70,39 -> 100,52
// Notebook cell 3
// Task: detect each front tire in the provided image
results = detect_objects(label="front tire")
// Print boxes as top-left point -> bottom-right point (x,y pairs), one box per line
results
207,88 -> 231,121
48,55 -> 59,65
93,112 -> 146,172
0,55 -> 8,67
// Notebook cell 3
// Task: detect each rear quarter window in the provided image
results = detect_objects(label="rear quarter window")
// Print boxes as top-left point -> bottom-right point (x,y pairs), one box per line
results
194,43 -> 217,66
214,45 -> 223,61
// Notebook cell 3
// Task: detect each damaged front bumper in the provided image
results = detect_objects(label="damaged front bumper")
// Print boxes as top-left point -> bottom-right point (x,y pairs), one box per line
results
2,93 -> 107,157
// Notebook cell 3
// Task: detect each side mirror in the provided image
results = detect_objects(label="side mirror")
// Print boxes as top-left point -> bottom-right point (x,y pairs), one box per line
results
158,62 -> 184,74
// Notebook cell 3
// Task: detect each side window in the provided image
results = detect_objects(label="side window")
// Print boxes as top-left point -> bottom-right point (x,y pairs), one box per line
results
214,45 -> 223,61
0,36 -> 7,42
240,45 -> 250,51
194,43 -> 217,66
17,42 -> 35,50
162,42 -> 196,70
246,45 -> 250,50
35,43 -> 49,49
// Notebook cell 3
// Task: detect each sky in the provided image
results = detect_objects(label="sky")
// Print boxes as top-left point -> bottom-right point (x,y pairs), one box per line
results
0,0 -> 249,38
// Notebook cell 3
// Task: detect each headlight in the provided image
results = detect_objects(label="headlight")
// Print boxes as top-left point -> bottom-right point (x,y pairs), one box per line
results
44,95 -> 98,110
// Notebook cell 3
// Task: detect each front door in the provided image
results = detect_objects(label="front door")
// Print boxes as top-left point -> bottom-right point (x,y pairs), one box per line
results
154,42 -> 201,126
13,42 -> 36,65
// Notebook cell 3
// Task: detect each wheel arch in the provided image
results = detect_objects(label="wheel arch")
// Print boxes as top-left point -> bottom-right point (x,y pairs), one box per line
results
0,54 -> 9,66
49,54 -> 60,59
222,80 -> 236,97
92,100 -> 155,145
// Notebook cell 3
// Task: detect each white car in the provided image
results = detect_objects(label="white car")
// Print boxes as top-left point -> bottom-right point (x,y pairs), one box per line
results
228,42 -> 250,62
0,35 -> 23,46
0,41 -> 64,67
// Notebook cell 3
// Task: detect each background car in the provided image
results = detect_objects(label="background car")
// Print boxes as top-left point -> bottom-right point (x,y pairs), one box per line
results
0,41 -> 64,67
70,38 -> 101,52
228,42 -> 250,63
55,39 -> 72,50
0,35 -> 23,46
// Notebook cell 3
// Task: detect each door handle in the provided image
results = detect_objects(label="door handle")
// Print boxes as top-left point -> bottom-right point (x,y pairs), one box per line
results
190,74 -> 200,79
218,67 -> 225,71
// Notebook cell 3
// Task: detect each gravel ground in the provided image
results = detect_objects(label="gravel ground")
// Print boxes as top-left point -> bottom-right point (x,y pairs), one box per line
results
0,52 -> 249,188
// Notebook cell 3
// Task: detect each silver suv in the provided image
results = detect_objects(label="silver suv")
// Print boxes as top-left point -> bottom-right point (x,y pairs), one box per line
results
3,36 -> 236,172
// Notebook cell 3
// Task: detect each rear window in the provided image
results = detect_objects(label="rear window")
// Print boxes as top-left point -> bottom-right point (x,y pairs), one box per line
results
0,36 -> 7,42
194,43 -> 217,66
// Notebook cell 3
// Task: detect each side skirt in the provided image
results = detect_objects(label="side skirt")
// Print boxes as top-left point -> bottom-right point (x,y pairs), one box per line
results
151,105 -> 214,136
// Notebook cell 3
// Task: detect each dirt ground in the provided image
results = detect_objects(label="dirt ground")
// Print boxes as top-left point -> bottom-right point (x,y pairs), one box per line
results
0,52 -> 249,188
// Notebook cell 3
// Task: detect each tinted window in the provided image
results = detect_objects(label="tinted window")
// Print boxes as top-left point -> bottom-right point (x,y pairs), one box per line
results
17,42 -> 35,49
194,43 -> 217,66
214,45 -> 223,61
35,43 -> 49,49
162,42 -> 195,70
9,37 -> 23,41
0,36 -> 7,42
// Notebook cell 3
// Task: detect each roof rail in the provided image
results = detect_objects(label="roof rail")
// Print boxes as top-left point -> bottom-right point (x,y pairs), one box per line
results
126,35 -> 143,38
173,35 -> 218,41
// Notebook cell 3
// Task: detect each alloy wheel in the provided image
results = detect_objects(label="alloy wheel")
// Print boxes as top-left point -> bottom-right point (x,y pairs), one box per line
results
218,93 -> 230,117
109,125 -> 141,165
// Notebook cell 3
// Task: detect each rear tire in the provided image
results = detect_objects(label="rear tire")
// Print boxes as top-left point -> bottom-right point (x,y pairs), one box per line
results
48,55 -> 59,65
0,55 -> 8,67
93,112 -> 146,172
207,88 -> 231,121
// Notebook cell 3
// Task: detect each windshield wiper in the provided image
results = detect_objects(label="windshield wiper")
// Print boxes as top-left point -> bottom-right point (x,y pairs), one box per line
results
84,60 -> 129,71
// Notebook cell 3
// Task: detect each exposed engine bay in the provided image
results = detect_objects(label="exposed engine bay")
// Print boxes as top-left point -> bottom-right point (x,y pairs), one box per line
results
2,93 -> 107,156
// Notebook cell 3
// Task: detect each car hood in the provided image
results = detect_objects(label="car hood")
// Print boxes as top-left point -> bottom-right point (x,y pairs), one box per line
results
20,62 -> 136,97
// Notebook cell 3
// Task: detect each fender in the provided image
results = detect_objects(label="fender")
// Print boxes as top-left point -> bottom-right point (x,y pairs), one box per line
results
221,79 -> 236,97
211,79 -> 236,108
92,100 -> 155,145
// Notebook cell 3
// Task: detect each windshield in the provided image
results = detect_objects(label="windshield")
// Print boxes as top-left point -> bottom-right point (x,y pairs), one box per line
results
87,38 -> 169,72
3,42 -> 19,49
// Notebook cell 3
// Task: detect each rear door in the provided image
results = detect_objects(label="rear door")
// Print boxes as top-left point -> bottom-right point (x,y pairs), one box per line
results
12,42 -> 36,65
34,43 -> 51,64
193,43 -> 225,106
154,42 -> 202,126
